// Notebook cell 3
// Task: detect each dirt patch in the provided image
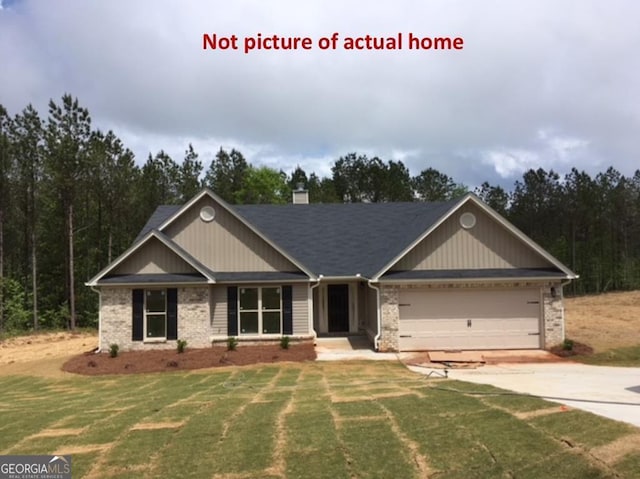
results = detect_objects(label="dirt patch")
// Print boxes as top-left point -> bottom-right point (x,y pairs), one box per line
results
591,433 -> 640,465
31,428 -> 86,438
0,331 -> 97,363
130,421 -> 184,431
52,444 -> 111,455
564,291 -> 640,353
514,406 -> 571,420
62,343 -> 316,375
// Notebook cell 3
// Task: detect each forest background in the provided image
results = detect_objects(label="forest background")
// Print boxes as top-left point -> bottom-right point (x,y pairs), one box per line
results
1,94 -> 638,331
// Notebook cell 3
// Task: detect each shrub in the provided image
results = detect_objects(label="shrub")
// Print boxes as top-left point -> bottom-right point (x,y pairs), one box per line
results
227,336 -> 238,351
280,335 -> 291,349
109,343 -> 119,358
177,339 -> 187,353
562,338 -> 575,351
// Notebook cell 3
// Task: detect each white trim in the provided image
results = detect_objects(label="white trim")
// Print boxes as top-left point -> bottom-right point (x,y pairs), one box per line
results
309,280 -> 320,340
157,189 -> 316,279
372,193 -> 578,281
90,286 -> 102,352
85,230 -> 216,286
367,280 -> 381,351
216,278 -> 310,284
376,276 -> 570,284
144,288 -> 168,340
94,281 -> 207,287
237,285 -> 283,336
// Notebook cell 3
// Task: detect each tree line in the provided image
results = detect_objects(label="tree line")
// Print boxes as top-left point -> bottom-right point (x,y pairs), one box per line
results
0,94 -> 638,332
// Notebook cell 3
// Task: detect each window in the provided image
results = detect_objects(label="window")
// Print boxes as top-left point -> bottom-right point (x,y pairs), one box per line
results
145,289 -> 167,338
239,287 -> 282,335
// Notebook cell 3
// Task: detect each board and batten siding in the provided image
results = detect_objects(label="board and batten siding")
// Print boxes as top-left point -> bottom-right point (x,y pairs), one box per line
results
113,237 -> 198,275
164,196 -> 298,272
392,203 -> 552,271
292,282 -> 309,334
210,285 -> 228,336
209,283 -> 309,336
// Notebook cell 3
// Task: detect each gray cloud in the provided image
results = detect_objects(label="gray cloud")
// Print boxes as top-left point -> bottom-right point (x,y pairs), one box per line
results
1,0 -> 638,187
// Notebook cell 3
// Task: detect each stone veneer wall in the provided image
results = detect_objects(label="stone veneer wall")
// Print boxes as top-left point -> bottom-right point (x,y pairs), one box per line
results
99,286 -> 211,352
177,287 -> 212,348
99,288 -> 131,351
378,282 -> 565,352
542,282 -> 564,348
378,286 -> 399,352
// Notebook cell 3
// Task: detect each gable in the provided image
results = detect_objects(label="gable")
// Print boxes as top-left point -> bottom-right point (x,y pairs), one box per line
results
391,202 -> 555,271
112,236 -> 199,275
162,195 -> 299,273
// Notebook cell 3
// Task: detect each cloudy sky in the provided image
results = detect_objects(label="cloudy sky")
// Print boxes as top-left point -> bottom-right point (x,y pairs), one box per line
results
1,0 -> 638,188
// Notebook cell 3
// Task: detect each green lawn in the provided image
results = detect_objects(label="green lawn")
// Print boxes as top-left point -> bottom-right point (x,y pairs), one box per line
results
1,361 -> 639,478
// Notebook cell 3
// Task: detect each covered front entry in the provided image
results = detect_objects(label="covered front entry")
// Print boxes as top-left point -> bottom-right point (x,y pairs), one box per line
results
328,284 -> 349,332
314,282 -> 360,334
398,288 -> 542,351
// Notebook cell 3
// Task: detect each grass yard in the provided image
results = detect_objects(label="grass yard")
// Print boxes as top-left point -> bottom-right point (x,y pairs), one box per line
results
1,361 -> 639,478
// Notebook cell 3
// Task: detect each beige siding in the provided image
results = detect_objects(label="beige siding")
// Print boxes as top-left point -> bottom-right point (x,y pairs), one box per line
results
210,285 -> 228,336
164,196 -> 298,272
210,283 -> 309,336
292,283 -> 309,334
113,238 -> 198,275
393,203 -> 552,271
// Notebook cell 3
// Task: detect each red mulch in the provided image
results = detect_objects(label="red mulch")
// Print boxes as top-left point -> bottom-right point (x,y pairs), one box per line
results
62,342 -> 316,375
549,341 -> 594,358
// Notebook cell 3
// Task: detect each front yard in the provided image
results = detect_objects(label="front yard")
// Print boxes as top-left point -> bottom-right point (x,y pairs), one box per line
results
1,361 -> 639,478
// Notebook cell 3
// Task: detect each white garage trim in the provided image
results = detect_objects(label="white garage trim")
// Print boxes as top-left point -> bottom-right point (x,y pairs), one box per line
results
398,287 -> 542,351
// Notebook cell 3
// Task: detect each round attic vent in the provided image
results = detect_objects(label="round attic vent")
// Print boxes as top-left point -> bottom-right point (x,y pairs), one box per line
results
459,212 -> 476,229
200,206 -> 216,222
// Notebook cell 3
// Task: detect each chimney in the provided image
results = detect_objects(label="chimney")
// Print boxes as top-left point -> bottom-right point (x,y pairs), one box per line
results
292,183 -> 309,204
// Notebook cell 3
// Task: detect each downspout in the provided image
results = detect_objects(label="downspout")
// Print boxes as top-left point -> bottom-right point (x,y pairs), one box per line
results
90,286 -> 102,353
367,280 -> 381,351
309,277 -> 321,341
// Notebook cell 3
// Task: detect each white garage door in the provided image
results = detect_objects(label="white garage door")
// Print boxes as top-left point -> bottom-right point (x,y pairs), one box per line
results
398,288 -> 541,351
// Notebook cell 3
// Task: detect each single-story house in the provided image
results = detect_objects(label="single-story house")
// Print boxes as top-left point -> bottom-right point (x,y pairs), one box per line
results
87,188 -> 577,352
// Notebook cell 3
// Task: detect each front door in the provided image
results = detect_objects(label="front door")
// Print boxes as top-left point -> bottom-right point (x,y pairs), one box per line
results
328,284 -> 350,332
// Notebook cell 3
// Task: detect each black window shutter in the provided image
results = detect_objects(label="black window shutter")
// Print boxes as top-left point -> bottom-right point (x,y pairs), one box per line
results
227,286 -> 238,336
167,288 -> 178,340
282,285 -> 293,335
132,289 -> 144,341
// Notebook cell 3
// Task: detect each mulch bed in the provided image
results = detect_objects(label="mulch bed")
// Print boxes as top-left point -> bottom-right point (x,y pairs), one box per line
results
62,342 -> 316,375
549,341 -> 594,358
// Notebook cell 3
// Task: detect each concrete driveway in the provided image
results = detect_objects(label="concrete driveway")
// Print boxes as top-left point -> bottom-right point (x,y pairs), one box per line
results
416,363 -> 640,428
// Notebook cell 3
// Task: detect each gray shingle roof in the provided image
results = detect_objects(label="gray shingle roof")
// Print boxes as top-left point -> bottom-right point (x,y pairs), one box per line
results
233,201 -> 459,277
135,200 -> 461,278
135,205 -> 181,242
132,198 -> 567,280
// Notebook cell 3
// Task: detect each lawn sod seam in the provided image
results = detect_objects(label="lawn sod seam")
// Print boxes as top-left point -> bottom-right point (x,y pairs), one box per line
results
1,362 -> 638,478
430,382 -> 628,478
